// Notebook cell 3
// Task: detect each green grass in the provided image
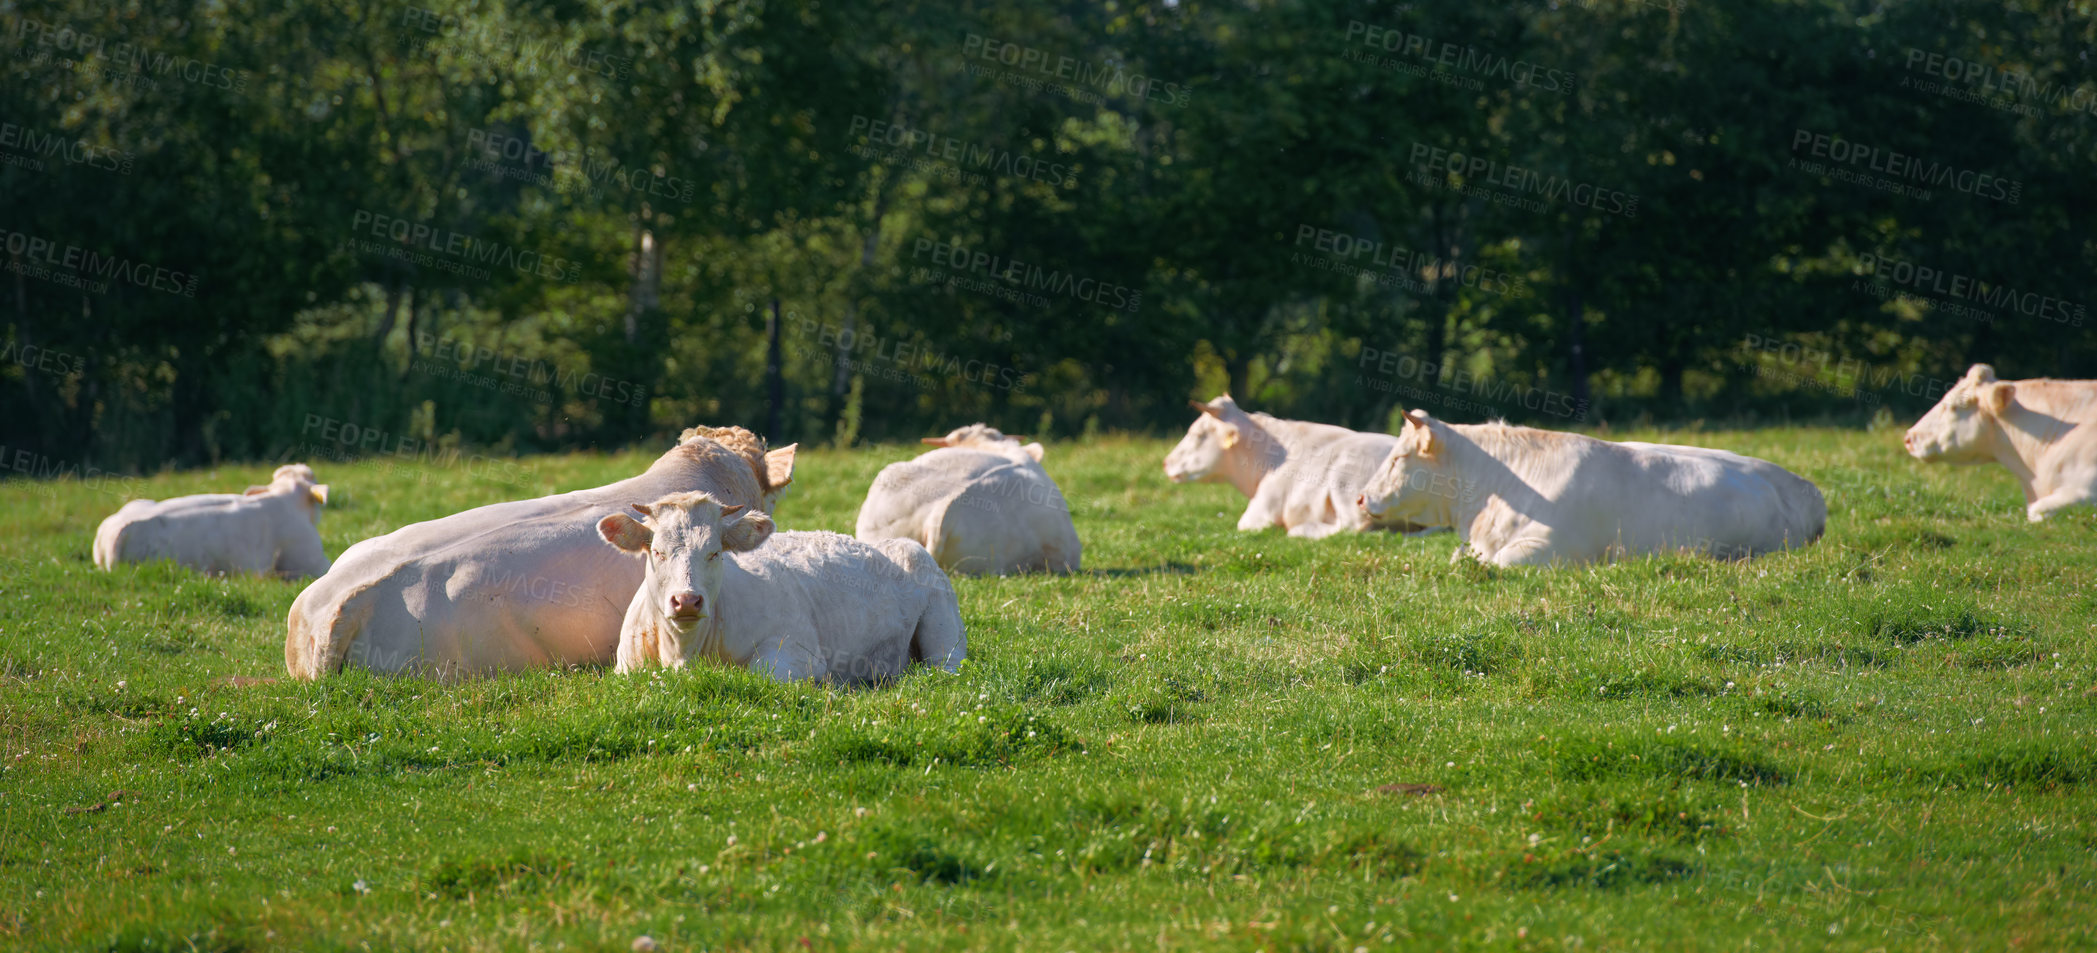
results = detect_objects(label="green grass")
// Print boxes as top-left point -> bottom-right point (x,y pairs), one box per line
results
3,426 -> 2095,951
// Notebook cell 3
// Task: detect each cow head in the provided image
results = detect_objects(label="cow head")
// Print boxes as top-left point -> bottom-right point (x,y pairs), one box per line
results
1164,395 -> 1249,483
598,492 -> 774,636
1904,364 -> 2012,463
923,424 -> 1045,462
247,463 -> 329,526
1360,410 -> 1446,521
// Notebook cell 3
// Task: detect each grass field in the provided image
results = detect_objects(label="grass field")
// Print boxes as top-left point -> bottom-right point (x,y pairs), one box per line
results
2,425 -> 2094,952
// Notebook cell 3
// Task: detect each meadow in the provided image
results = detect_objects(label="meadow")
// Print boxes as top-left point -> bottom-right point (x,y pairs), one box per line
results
1,425 -> 2093,952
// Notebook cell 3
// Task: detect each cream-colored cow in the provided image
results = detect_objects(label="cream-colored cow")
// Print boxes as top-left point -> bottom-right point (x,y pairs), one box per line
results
1163,395 -> 1423,536
93,464 -> 331,578
284,427 -> 795,680
603,495 -> 964,682
1360,410 -> 1826,566
855,424 -> 1080,575
1904,363 -> 2097,521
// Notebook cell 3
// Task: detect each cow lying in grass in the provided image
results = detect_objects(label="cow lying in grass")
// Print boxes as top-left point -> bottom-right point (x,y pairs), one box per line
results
1164,395 -> 1426,537
855,424 -> 1080,575
285,426 -> 795,680
1360,410 -> 1826,566
1904,363 -> 2097,522
601,493 -> 966,682
93,464 -> 332,579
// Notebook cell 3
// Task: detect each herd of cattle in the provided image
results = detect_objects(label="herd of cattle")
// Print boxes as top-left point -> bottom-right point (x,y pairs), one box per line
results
83,363 -> 2092,684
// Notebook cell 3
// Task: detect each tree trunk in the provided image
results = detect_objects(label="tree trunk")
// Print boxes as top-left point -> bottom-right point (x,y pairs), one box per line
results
1423,201 -> 1455,380
1565,284 -> 1589,420
766,297 -> 786,441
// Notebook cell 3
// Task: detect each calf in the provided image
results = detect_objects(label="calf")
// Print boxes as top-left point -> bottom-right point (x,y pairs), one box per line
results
604,493 -> 966,682
1904,363 -> 2097,521
93,464 -> 331,578
1360,410 -> 1825,566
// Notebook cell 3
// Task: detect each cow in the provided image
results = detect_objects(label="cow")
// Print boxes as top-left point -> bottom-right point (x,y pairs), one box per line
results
283,426 -> 796,681
1904,363 -> 2097,521
1163,395 -> 1427,536
92,464 -> 332,578
601,493 -> 965,682
1358,410 -> 1826,566
854,424 -> 1080,575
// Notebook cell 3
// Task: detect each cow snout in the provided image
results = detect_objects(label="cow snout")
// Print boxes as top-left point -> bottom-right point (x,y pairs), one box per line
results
668,592 -> 704,621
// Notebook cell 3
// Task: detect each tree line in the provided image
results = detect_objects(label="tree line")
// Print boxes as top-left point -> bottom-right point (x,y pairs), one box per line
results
3,0 -> 2092,473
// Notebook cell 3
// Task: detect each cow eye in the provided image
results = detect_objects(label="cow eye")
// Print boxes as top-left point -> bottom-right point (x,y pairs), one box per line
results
707,551 -> 720,562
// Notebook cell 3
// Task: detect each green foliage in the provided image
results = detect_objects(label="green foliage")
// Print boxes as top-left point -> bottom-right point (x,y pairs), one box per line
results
5,1 -> 2092,470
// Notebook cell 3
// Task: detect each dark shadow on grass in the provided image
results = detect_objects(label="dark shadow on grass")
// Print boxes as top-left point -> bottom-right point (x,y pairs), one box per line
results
1084,561 -> 1202,578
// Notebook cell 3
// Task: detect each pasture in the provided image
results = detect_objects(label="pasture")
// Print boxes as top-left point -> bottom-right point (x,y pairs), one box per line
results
2,426 -> 2093,952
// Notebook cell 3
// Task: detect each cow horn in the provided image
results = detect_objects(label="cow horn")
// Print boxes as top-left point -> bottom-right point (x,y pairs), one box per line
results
630,502 -> 653,517
921,437 -> 950,446
1189,400 -> 1220,417
721,503 -> 746,516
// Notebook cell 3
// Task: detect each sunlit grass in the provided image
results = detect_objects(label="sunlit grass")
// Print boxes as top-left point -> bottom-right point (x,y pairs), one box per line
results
1,428 -> 2092,951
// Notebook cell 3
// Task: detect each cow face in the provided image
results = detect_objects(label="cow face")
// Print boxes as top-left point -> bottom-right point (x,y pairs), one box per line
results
599,493 -> 775,633
1360,410 -> 1445,520
1904,364 -> 2010,463
1163,397 -> 1245,483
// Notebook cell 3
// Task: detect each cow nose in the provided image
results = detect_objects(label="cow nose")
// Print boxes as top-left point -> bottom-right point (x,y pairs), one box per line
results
1356,494 -> 1367,510
669,592 -> 703,617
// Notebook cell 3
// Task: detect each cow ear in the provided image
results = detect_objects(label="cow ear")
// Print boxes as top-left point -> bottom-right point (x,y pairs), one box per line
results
598,513 -> 653,553
765,443 -> 797,489
309,484 -> 330,506
1404,410 -> 1440,455
1985,382 -> 2016,415
1022,442 -> 1046,462
722,509 -> 775,553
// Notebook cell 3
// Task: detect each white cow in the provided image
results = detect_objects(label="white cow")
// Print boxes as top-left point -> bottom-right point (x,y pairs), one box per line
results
92,464 -> 332,578
854,424 -> 1080,575
602,494 -> 965,682
284,427 -> 796,680
1359,410 -> 1826,566
1904,363 -> 2097,521
1163,395 -> 1425,536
